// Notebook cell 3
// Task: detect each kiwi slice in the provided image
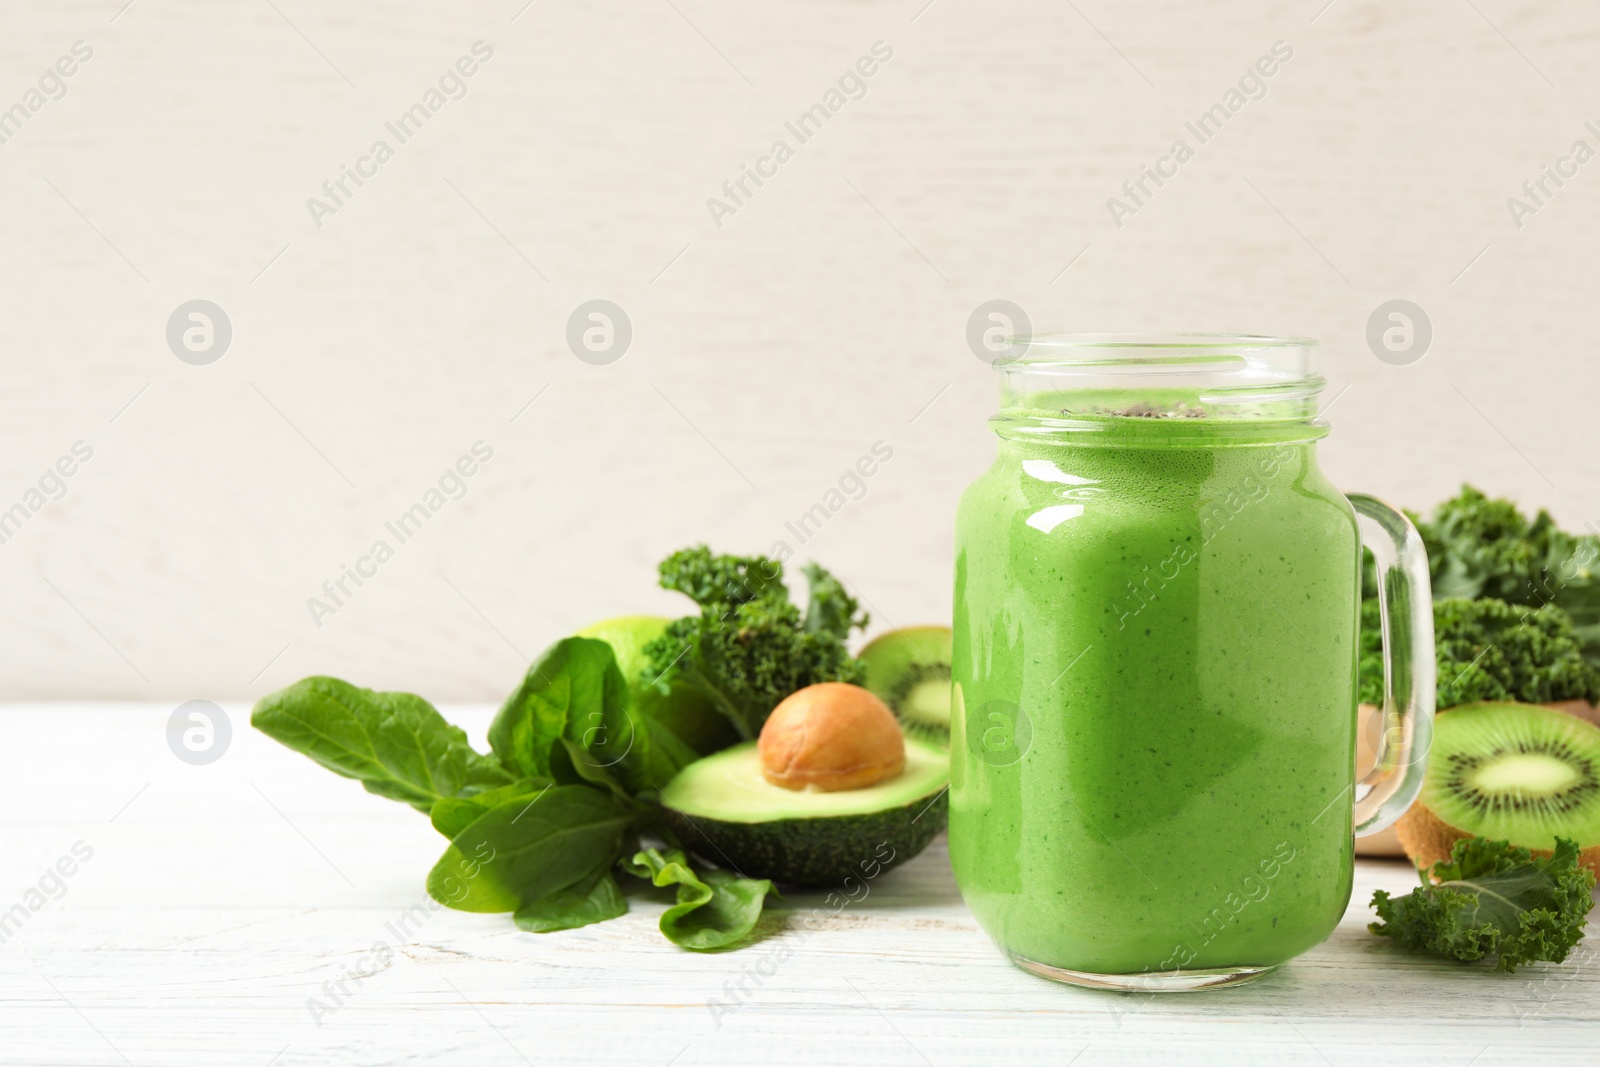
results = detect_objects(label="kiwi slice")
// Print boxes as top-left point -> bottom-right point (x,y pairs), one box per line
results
858,626 -> 952,747
1397,701 -> 1600,872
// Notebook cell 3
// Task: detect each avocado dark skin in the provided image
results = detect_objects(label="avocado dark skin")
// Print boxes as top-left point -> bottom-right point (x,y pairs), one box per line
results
663,790 -> 947,888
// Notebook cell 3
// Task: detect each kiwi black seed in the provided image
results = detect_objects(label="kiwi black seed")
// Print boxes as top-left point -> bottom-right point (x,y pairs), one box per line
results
887,662 -> 953,740
1397,702 -> 1600,871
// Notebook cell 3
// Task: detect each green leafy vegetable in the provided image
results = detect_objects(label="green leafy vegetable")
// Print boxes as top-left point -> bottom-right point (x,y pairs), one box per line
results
1427,488 -> 1583,602
1370,836 -> 1595,972
514,870 -> 628,933
254,548 -> 861,950
425,785 -> 639,912
489,636 -> 682,794
1358,597 -> 1600,708
636,715 -> 704,783
251,676 -> 512,812
643,546 -> 868,740
1385,486 -> 1600,667
800,561 -> 868,640
656,546 -> 786,607
430,777 -> 553,839
490,638 -> 632,779
256,667 -> 783,948
624,847 -> 777,950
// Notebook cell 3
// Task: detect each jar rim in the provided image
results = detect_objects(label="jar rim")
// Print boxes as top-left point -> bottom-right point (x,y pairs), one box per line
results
1006,332 -> 1318,353
991,332 -> 1326,441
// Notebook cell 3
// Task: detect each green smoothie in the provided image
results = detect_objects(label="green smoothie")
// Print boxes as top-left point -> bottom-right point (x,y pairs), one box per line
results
949,413 -> 1359,976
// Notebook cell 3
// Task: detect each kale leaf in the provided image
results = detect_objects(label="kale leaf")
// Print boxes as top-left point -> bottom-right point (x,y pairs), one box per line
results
800,560 -> 869,641
642,546 -> 868,740
1410,487 -> 1600,666
657,545 -> 786,607
1370,837 -> 1595,972
1358,596 -> 1600,708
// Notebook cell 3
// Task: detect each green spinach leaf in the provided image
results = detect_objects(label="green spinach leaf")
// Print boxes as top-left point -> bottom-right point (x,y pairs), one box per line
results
638,716 -> 702,788
490,637 -> 667,793
427,785 -> 638,912
252,676 -> 511,812
430,777 -> 552,839
514,870 -> 628,933
624,847 -> 776,951
553,736 -> 633,802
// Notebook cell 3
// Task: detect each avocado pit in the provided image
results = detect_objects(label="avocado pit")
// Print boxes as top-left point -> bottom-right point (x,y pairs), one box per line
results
759,682 -> 905,792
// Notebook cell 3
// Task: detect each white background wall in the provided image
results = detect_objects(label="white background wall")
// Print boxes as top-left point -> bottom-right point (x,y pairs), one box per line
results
2,0 -> 1595,701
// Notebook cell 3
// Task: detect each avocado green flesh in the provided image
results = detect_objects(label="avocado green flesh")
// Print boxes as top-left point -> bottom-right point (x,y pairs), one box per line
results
660,740 -> 947,820
659,739 -> 950,887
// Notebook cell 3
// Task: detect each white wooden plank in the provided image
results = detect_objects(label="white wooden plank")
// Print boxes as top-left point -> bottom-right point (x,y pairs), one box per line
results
1,705 -> 1595,1066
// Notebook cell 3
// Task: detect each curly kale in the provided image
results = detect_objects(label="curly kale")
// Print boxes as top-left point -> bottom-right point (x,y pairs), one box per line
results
656,546 -> 786,608
799,561 -> 868,641
1359,596 -> 1600,709
1370,836 -> 1595,973
1410,486 -> 1600,664
1427,486 -> 1566,601
643,546 -> 868,741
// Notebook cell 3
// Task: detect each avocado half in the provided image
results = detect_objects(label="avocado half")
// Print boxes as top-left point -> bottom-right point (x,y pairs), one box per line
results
659,737 -> 950,887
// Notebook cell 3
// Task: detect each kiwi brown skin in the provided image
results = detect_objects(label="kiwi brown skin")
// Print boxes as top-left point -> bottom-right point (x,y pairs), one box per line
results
1395,802 -> 1600,877
1393,701 -> 1600,876
1357,700 -> 1600,859
1544,699 -> 1600,729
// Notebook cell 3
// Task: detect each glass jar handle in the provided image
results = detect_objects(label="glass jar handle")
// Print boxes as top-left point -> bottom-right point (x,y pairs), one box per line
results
1348,493 -> 1435,836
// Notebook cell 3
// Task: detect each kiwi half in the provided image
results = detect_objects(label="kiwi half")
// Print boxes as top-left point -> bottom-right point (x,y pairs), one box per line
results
858,626 -> 952,747
1396,701 -> 1600,874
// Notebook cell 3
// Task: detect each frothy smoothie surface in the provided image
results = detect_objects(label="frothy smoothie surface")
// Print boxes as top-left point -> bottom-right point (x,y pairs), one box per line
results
949,414 -> 1359,975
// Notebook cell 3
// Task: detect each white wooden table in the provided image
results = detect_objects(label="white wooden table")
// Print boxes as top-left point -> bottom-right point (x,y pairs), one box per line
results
3,704 -> 1596,1066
